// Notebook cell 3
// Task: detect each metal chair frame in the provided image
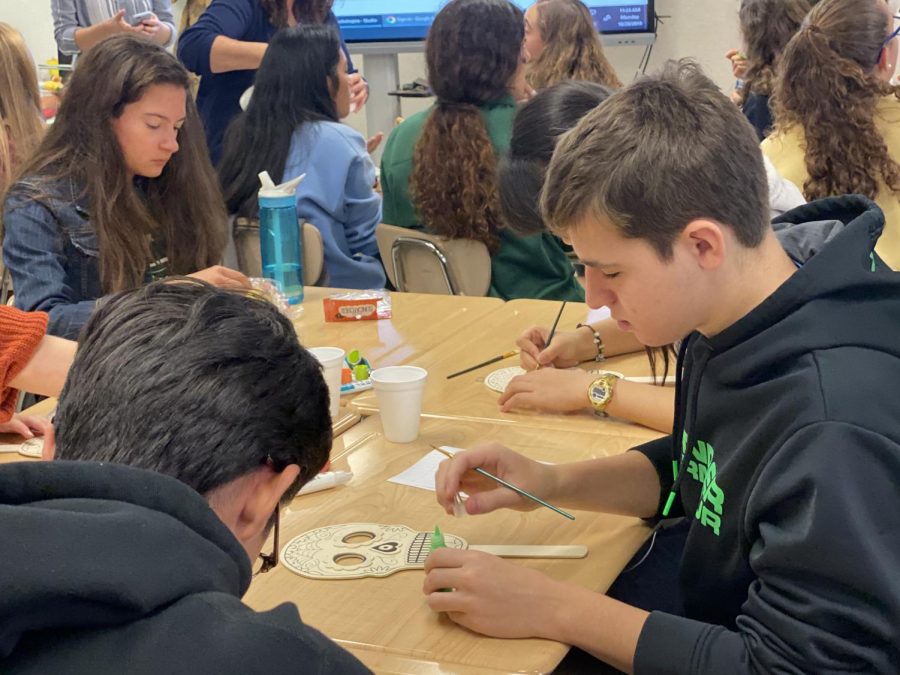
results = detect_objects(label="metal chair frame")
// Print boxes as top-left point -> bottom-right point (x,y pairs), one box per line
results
390,236 -> 460,294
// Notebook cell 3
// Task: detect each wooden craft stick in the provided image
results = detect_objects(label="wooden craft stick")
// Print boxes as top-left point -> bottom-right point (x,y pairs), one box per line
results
469,544 -> 588,558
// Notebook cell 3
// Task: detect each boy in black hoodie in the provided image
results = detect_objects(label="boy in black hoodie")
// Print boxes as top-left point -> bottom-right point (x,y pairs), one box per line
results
424,60 -> 900,673
0,280 -> 370,674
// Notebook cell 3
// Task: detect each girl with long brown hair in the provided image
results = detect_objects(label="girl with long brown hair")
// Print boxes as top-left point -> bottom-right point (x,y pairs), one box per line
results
523,0 -> 622,91
733,0 -> 811,139
380,0 -> 584,301
763,0 -> 900,269
0,23 -> 44,202
2,35 -> 247,339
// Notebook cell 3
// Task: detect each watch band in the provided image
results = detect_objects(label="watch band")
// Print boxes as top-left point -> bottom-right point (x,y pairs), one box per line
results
576,323 -> 605,362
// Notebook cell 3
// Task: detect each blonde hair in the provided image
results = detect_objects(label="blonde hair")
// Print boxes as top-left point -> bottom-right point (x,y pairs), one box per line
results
0,23 -> 44,200
174,0 -> 213,31
526,0 -> 622,90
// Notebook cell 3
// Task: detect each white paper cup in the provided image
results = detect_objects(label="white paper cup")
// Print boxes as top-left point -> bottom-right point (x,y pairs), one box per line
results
309,347 -> 345,419
370,366 -> 428,443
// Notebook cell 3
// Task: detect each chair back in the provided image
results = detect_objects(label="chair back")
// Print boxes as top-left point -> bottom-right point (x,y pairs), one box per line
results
375,224 -> 491,296
232,216 -> 325,286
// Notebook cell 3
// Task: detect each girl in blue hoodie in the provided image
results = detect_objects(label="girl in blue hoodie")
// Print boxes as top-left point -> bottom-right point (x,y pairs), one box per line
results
218,26 -> 385,290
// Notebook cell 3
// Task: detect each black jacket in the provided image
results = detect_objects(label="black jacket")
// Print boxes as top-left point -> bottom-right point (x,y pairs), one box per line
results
634,196 -> 900,673
742,91 -> 772,141
0,460 -> 371,674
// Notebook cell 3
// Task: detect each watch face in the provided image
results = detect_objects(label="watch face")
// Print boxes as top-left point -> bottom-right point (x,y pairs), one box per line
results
590,382 -> 611,403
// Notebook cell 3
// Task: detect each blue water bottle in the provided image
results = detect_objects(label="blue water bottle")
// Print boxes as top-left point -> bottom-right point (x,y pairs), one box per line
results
258,171 -> 305,305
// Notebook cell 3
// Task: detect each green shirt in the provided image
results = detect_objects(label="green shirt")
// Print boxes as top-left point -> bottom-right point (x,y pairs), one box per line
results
380,97 -> 584,302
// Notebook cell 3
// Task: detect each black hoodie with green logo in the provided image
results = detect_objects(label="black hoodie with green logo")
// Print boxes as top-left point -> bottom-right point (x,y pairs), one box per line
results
633,196 -> 900,673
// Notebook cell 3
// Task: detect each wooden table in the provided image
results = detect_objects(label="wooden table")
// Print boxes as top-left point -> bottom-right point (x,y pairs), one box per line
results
244,415 -> 653,675
2,292 -> 662,673
349,298 -> 662,440
291,288 -> 505,369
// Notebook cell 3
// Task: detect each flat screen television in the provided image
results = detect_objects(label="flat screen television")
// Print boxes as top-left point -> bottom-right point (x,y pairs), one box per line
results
334,0 -> 654,46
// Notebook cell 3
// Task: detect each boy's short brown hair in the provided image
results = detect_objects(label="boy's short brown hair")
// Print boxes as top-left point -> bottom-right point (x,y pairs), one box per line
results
541,59 -> 770,259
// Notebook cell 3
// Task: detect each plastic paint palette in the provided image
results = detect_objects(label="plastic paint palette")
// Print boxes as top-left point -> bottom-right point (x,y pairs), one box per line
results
340,350 -> 373,395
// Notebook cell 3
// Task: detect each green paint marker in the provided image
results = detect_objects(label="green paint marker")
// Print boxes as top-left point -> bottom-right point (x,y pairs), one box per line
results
430,526 -> 451,592
430,525 -> 446,552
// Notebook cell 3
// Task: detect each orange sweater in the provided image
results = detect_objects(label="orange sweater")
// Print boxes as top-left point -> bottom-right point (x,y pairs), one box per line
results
0,307 -> 48,422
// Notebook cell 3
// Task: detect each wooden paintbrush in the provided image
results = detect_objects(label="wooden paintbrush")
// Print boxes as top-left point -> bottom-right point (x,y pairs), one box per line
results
446,349 -> 520,380
536,300 -> 567,370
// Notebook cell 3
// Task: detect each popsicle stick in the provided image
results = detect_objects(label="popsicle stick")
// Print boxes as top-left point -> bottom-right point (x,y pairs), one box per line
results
469,544 -> 588,559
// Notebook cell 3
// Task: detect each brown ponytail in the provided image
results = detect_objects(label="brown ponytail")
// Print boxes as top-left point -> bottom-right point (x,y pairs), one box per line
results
411,103 -> 502,251
408,0 -> 524,251
772,0 -> 900,201
738,0 -> 810,102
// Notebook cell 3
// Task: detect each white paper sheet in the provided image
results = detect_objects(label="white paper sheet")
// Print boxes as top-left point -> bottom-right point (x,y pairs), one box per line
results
387,446 -> 463,492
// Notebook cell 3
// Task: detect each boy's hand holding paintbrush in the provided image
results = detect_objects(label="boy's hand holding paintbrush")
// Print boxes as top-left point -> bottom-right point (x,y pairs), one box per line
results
433,442 -> 560,517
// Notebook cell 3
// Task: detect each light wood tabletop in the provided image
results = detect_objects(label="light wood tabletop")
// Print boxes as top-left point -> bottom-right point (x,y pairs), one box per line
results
0,293 -> 664,674
348,298 -> 665,440
290,288 -> 505,369
244,414 -> 653,675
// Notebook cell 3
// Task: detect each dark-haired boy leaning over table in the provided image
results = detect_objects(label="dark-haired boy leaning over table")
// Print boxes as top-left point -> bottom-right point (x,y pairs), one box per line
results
0,280 -> 369,674
426,59 -> 900,674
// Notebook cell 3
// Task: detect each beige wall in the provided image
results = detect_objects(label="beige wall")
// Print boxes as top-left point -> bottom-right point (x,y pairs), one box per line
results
388,0 -> 742,99
2,0 -> 741,136
0,0 -> 187,63
0,0 -> 58,65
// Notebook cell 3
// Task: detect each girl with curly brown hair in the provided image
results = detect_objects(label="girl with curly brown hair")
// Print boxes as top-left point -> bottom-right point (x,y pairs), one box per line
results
523,0 -> 622,91
380,0 -> 584,301
732,0 -> 811,140
763,0 -> 900,269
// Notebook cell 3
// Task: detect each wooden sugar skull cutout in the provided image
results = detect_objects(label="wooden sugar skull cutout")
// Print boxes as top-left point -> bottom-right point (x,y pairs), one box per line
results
281,523 -> 467,579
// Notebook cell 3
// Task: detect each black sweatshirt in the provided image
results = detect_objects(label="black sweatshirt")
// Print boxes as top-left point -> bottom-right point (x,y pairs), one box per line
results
0,460 -> 371,674
633,196 -> 900,673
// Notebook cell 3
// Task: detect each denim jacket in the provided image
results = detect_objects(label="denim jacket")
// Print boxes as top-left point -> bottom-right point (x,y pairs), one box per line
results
2,178 -> 102,339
